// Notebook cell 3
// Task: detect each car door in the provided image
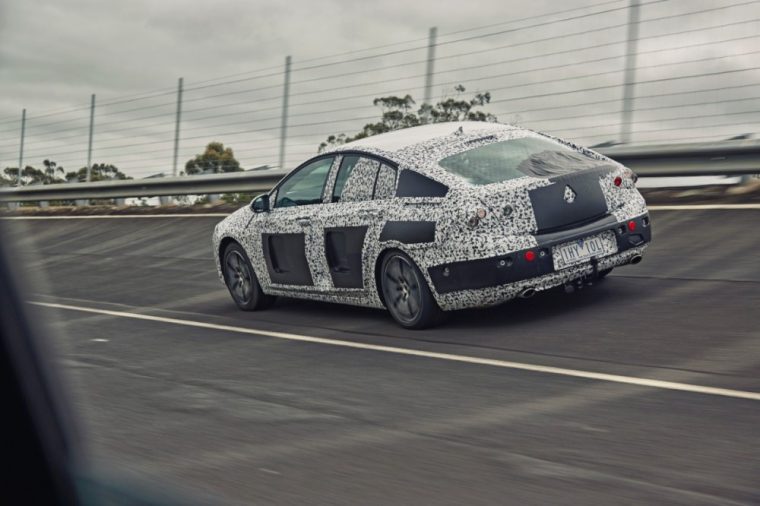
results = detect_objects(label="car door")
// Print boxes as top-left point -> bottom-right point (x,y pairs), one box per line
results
258,156 -> 336,289
319,154 -> 398,291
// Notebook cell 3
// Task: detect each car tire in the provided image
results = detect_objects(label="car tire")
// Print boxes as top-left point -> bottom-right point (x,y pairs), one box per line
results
380,250 -> 444,330
223,242 -> 275,311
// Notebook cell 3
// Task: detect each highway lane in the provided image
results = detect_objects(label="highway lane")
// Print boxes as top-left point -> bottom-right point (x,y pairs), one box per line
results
4,209 -> 760,505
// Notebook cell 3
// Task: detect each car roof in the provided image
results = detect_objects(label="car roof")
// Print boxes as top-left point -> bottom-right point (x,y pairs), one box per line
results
339,121 -> 516,153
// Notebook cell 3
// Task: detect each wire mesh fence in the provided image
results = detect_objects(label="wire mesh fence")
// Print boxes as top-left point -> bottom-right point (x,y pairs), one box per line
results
0,0 -> 759,182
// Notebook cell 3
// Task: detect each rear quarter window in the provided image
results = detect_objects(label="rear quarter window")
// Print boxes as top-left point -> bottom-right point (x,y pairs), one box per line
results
396,169 -> 449,198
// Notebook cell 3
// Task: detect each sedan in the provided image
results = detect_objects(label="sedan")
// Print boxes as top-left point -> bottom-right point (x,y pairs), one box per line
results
213,121 -> 650,328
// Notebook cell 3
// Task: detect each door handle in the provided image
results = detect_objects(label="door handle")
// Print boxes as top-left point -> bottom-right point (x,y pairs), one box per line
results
296,217 -> 310,226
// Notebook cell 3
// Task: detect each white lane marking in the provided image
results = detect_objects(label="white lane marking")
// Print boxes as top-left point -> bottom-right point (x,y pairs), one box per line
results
91,338 -> 109,342
2,204 -> 760,220
647,204 -> 760,210
31,301 -> 760,402
0,213 -> 228,219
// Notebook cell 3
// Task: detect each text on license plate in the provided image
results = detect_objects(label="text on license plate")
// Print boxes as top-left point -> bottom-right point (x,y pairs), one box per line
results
553,233 -> 615,269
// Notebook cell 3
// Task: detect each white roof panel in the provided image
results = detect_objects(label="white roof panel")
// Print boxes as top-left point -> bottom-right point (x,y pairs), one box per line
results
341,121 -> 514,152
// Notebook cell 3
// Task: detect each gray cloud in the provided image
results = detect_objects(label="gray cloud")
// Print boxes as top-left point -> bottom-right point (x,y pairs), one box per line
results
1,0 -> 759,176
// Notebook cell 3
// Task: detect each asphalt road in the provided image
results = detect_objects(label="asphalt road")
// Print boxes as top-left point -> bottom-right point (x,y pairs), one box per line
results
4,208 -> 760,505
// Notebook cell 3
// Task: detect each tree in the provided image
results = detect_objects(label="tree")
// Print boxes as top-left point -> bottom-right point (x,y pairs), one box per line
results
185,142 -> 242,175
319,85 -> 498,152
64,163 -> 130,182
3,160 -> 66,186
0,170 -> 15,187
43,159 -> 65,180
1,160 -> 129,187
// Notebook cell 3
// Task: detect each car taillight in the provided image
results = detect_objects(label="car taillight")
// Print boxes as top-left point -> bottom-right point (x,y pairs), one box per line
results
524,250 -> 536,262
615,169 -> 638,188
628,220 -> 636,232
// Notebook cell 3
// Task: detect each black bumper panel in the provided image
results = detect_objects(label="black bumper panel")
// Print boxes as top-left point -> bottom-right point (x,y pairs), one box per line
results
428,213 -> 651,294
379,221 -> 436,244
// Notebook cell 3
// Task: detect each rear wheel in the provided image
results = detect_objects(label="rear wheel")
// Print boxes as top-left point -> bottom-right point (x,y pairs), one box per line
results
380,251 -> 444,329
223,242 -> 274,311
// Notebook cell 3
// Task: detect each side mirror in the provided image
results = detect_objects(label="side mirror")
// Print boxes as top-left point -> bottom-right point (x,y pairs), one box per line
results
250,194 -> 270,213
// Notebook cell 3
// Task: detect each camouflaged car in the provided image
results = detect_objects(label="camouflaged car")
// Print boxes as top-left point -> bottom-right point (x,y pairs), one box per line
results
213,122 -> 650,328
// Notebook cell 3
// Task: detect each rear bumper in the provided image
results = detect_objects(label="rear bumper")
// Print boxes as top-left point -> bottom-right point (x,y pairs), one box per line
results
428,213 -> 651,296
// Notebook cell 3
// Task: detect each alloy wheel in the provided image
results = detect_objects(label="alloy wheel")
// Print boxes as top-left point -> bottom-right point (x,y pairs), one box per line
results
225,250 -> 253,305
382,255 -> 423,325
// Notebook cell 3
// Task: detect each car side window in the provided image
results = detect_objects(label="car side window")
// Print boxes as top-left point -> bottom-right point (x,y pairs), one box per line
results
332,155 -> 360,202
339,158 -> 381,203
274,157 -> 334,208
373,164 -> 397,200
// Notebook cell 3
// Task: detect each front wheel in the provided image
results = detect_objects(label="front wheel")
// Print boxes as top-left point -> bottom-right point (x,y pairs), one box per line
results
380,251 -> 444,329
223,242 -> 275,311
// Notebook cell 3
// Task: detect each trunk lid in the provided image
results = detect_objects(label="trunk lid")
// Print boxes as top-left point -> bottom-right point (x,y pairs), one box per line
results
528,166 -> 614,233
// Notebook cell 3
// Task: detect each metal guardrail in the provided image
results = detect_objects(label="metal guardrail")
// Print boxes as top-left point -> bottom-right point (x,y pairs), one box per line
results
1,140 -> 759,203
601,139 -> 760,177
0,169 -> 287,203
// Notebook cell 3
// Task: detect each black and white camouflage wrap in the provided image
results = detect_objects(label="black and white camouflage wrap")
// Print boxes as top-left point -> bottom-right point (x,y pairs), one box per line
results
213,122 -> 648,312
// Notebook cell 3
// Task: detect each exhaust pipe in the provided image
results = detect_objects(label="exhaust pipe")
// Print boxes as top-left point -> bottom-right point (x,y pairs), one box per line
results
518,288 -> 536,299
629,255 -> 643,265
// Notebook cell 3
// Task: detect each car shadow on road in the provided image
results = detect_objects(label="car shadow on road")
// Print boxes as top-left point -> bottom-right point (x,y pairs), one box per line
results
263,276 -> 642,337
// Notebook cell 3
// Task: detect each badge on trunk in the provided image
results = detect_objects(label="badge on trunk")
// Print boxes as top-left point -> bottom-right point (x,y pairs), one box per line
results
563,185 -> 576,204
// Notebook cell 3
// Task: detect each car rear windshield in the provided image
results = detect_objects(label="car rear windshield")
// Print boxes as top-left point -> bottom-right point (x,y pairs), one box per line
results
438,136 -> 608,185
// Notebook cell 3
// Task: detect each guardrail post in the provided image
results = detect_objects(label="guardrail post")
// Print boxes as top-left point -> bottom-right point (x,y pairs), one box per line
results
86,94 -> 95,183
278,55 -> 291,170
172,77 -> 184,177
6,109 -> 26,209
620,0 -> 640,145
422,27 -> 437,124
17,108 -> 26,187
76,94 -> 95,206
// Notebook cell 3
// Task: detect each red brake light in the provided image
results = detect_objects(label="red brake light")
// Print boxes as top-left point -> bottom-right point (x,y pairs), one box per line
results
627,220 -> 636,232
524,250 -> 536,262
614,176 -> 622,187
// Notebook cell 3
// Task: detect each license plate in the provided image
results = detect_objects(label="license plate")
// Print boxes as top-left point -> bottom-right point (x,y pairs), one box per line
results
553,231 -> 617,270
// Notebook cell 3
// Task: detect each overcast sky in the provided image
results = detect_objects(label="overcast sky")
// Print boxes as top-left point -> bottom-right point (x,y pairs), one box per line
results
1,0 -> 759,176
0,0 -> 568,116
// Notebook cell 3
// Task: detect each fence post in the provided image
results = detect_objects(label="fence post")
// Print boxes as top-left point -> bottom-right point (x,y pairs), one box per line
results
172,77 -> 184,177
17,108 -> 26,187
422,27 -> 437,124
278,56 -> 292,170
86,93 -> 96,182
620,0 -> 640,144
